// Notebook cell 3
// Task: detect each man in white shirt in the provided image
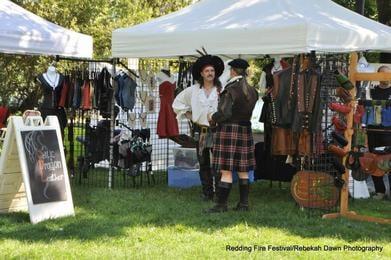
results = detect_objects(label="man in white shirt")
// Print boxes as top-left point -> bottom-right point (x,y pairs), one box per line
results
173,54 -> 224,201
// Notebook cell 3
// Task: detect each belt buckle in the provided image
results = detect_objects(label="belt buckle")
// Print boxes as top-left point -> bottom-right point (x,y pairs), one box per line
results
201,126 -> 208,134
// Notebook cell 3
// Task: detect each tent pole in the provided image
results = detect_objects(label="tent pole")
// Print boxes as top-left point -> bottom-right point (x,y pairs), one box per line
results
108,58 -> 119,189
55,55 -> 114,63
355,0 -> 365,15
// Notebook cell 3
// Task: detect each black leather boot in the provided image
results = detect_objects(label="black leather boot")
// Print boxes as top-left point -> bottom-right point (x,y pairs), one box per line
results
233,179 -> 249,211
205,182 -> 231,213
199,168 -> 214,201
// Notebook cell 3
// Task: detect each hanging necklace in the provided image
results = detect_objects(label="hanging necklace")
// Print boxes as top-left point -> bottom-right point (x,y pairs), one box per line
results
139,90 -> 149,106
128,112 -> 137,129
139,112 -> 148,128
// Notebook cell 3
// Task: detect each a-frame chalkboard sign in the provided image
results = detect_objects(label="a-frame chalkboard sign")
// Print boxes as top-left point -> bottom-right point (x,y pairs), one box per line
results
0,113 -> 74,224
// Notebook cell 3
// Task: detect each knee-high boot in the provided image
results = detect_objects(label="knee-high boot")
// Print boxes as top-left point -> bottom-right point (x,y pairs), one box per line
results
234,179 -> 249,211
199,167 -> 214,201
205,181 -> 231,213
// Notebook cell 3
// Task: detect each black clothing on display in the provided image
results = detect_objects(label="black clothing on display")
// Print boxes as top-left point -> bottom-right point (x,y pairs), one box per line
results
373,176 -> 386,194
273,67 -> 294,128
37,73 -> 67,136
370,86 -> 391,100
97,68 -> 113,118
254,142 -> 296,182
37,73 -> 65,109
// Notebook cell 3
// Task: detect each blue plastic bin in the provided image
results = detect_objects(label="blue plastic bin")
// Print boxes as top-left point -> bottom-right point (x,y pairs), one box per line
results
168,166 -> 201,188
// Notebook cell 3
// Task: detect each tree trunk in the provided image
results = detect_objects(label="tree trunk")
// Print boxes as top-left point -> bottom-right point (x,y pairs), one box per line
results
376,0 -> 391,63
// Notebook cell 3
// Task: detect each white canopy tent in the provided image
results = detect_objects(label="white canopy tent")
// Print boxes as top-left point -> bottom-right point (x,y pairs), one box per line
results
112,0 -> 391,58
0,0 -> 92,58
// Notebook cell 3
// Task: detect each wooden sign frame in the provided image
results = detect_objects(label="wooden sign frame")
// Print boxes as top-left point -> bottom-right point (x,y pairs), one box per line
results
323,53 -> 391,224
0,115 -> 74,224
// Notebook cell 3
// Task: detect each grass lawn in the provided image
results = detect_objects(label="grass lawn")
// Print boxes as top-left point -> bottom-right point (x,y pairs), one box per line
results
0,181 -> 390,259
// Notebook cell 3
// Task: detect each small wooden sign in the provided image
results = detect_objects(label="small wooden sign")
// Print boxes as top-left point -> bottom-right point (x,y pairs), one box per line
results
0,115 -> 74,224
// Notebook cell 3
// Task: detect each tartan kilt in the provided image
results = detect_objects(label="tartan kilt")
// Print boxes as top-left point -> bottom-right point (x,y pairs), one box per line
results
212,123 -> 255,172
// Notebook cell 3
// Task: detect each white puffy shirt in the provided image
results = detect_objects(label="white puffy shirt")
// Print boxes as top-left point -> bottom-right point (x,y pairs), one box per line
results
172,84 -> 218,126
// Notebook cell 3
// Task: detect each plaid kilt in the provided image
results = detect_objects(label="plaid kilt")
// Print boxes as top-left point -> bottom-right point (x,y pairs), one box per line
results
212,123 -> 254,172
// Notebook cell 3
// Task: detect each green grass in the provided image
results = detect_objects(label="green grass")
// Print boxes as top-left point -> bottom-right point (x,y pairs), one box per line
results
0,181 -> 390,259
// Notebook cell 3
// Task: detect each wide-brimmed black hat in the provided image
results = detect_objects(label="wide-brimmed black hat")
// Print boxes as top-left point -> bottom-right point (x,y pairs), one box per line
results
228,58 -> 249,70
192,55 -> 224,81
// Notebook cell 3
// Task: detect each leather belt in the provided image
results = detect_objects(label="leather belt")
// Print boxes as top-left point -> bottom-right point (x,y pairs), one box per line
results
194,123 -> 210,134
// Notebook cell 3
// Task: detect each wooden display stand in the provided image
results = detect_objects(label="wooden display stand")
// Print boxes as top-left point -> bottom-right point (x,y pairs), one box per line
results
323,53 -> 391,224
0,114 -> 74,224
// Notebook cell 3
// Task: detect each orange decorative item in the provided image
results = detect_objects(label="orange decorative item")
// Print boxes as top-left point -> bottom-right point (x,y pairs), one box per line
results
291,171 -> 340,209
359,153 -> 391,177
332,115 -> 347,131
328,144 -> 348,157
328,103 -> 352,114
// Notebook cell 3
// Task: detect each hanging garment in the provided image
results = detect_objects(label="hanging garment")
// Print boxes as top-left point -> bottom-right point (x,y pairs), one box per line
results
93,78 -> 99,109
72,78 -> 82,108
66,77 -> 75,108
157,81 -> 179,138
37,73 -> 64,109
370,85 -> 391,100
382,107 -> 391,127
0,106 -> 10,128
89,79 -> 95,109
97,68 -> 113,118
114,73 -> 137,111
81,80 -> 92,110
362,106 -> 375,126
272,67 -> 294,128
293,68 -> 321,133
58,76 -> 70,108
374,105 -> 382,125
271,127 -> 295,155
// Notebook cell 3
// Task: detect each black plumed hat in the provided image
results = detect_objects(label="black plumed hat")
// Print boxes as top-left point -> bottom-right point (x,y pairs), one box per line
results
192,54 -> 224,81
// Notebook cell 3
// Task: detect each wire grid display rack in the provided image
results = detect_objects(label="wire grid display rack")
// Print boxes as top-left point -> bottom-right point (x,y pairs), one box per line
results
295,54 -> 351,216
66,61 -> 191,189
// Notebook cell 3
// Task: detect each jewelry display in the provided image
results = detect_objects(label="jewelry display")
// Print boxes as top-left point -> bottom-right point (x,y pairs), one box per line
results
139,112 -> 148,128
139,90 -> 149,107
146,95 -> 155,113
128,112 -> 137,129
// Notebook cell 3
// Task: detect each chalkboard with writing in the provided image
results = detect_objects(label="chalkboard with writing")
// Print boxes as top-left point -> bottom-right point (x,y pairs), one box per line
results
21,130 -> 67,204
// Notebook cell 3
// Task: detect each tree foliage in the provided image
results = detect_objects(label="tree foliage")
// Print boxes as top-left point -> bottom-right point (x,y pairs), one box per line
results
2,0 -> 192,111
1,0 -> 390,111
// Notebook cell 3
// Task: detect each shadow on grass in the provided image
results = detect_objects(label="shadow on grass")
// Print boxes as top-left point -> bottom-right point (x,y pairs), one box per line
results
0,181 -> 390,243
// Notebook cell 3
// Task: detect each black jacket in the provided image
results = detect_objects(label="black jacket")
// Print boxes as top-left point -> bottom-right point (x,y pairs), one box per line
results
212,77 -> 258,124
38,74 -> 64,109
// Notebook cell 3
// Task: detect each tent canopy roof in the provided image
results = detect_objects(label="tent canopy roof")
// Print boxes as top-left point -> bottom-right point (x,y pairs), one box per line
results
0,0 -> 92,58
112,0 -> 391,58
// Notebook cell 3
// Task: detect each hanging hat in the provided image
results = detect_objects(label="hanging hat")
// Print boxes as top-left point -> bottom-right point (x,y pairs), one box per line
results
192,54 -> 224,81
228,58 -> 249,70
